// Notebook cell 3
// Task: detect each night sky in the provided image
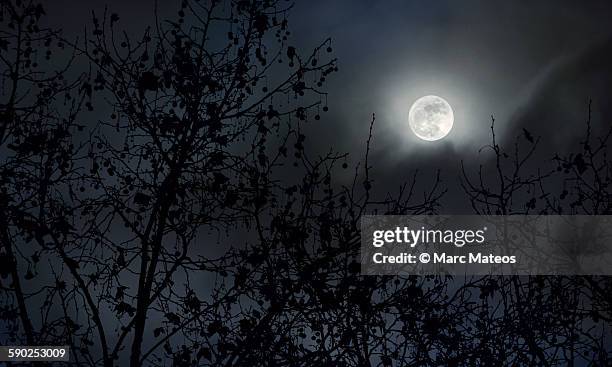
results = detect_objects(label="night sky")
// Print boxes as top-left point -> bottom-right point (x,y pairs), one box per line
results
48,0 -> 612,210
289,0 -> 612,210
4,1 -> 612,364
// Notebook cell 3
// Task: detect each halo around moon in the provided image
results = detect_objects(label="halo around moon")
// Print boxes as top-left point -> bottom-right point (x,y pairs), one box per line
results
408,95 -> 454,141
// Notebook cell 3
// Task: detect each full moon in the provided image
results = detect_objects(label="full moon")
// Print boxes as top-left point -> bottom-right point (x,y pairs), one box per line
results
408,95 -> 454,141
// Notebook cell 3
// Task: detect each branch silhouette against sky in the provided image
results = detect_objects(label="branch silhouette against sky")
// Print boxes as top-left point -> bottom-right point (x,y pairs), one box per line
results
1,1 -> 612,366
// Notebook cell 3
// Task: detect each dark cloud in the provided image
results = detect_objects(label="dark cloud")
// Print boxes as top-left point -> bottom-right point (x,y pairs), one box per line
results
509,36 -> 612,153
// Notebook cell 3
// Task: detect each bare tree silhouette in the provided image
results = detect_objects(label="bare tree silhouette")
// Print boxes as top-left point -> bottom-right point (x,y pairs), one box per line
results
459,104 -> 612,366
1,0 -> 88,360
1,1 -> 612,366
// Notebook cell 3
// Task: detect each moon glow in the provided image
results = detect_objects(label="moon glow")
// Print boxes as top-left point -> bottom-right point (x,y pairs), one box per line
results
408,95 -> 454,141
